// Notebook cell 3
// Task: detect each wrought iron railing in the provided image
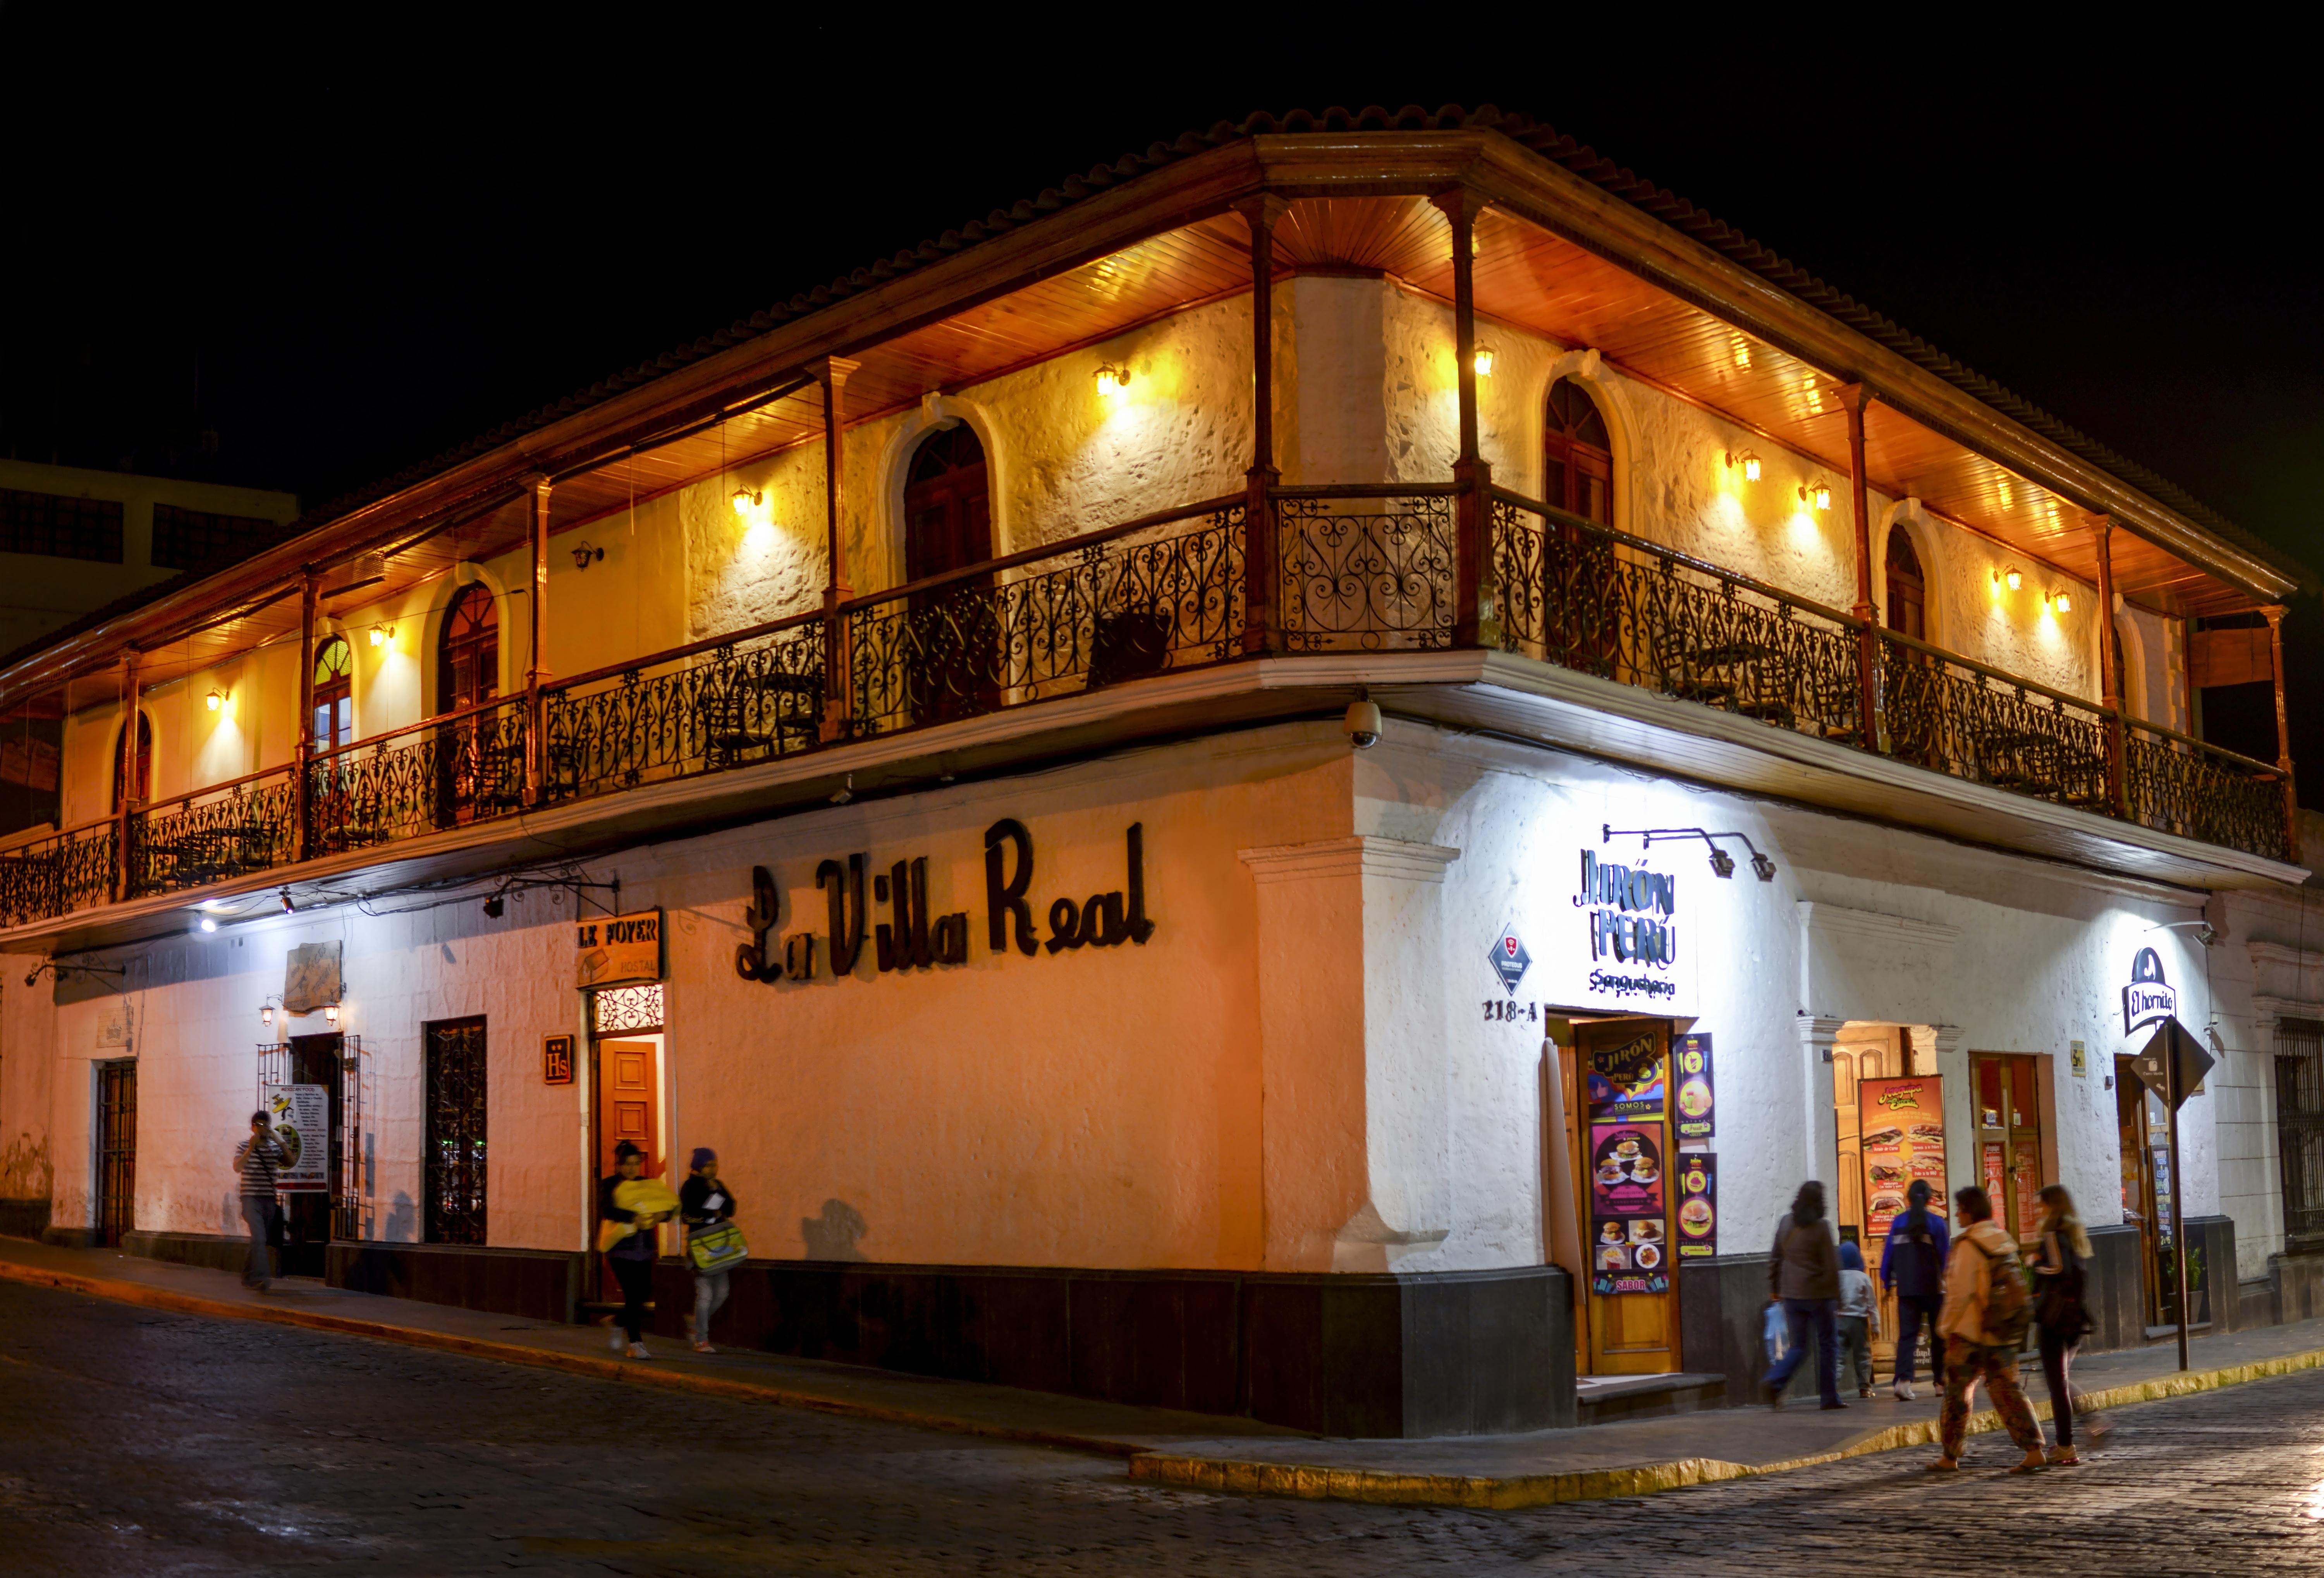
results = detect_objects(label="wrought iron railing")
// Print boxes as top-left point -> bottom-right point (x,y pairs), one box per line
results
846,495 -> 1244,738
0,819 -> 117,927
131,767 -> 299,897
1877,630 -> 2113,812
1275,484 -> 1457,651
545,620 -> 825,801
307,697 -> 529,856
2126,720 -> 2291,862
1490,488 -> 1863,745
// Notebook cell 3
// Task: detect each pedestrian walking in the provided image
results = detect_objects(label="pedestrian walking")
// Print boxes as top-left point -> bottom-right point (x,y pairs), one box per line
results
1837,1239 -> 1879,1398
1760,1181 -> 1846,1410
1929,1184 -> 2047,1472
680,1148 -> 746,1354
231,1110 -> 288,1291
1880,1177 -> 1949,1400
2027,1183 -> 2103,1464
597,1142 -> 677,1360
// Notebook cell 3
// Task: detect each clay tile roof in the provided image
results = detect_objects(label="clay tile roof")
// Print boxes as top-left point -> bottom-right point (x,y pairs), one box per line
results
277,104 -> 2304,592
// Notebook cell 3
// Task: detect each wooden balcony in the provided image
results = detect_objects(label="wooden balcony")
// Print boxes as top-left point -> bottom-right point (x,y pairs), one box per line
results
0,479 -> 2297,940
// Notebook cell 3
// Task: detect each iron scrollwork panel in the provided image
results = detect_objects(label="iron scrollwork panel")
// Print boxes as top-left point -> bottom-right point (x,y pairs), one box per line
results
132,777 -> 297,898
0,822 -> 117,928
1278,494 -> 1452,651
423,1017 -> 488,1246
2125,726 -> 2287,860
307,701 -> 528,855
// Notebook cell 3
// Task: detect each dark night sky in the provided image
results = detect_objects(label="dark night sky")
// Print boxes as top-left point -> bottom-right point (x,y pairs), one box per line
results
6,20 -> 2319,785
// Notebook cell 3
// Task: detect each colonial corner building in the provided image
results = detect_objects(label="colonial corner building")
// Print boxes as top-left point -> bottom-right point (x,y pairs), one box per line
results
2,107 -> 2319,1437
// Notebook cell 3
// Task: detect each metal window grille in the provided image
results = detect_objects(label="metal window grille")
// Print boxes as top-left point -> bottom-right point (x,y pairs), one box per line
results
423,1017 -> 488,1245
0,488 -> 124,562
150,501 -> 281,574
2276,1018 -> 2324,1254
593,983 -> 664,1035
96,1059 -> 136,1247
256,1035 -> 365,1239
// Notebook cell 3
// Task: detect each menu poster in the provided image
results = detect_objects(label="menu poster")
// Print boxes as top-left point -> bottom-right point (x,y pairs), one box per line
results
1589,1121 -> 1671,1295
1980,1141 -> 2007,1216
1675,1151 -> 1717,1260
1673,1033 -> 1714,1141
1857,1075 -> 1948,1238
1587,1031 -> 1667,1120
260,1083 -> 329,1193
2010,1140 -> 2043,1243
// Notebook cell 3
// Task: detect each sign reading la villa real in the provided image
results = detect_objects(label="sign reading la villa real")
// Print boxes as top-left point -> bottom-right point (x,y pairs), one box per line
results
732,819 -> 1157,986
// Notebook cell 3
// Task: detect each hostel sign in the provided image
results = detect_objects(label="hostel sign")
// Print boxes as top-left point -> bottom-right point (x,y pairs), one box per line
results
578,910 -> 664,989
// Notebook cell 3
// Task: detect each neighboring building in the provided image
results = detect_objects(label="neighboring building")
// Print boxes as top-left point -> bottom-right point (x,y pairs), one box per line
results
0,108 -> 2315,1436
0,459 -> 299,838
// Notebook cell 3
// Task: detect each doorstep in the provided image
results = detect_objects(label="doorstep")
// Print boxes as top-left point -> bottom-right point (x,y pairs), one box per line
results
1574,1372 -> 1727,1425
2146,1321 -> 2214,1342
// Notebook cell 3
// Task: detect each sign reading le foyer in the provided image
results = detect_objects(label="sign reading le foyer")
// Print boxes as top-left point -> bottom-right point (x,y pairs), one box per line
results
577,910 -> 664,989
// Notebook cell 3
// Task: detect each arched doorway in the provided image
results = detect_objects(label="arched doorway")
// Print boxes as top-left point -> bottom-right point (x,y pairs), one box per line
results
313,635 -> 354,749
903,423 -> 992,584
1884,529 -> 1927,641
1544,377 -> 1612,525
897,424 -> 996,724
1539,377 -> 1618,673
436,584 -> 505,824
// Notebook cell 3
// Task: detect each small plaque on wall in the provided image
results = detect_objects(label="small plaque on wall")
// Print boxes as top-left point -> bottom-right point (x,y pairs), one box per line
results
543,1034 -> 576,1086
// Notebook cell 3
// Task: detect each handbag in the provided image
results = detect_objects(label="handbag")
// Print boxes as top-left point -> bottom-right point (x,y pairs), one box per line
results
596,1218 -> 638,1253
688,1218 -> 748,1272
2037,1238 -> 2095,1339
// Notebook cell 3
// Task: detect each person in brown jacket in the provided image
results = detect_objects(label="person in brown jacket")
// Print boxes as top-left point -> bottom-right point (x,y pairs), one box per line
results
1760,1180 -> 1846,1410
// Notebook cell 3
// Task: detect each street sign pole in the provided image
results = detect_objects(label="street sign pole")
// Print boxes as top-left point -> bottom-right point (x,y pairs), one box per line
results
2167,1020 -> 2190,1373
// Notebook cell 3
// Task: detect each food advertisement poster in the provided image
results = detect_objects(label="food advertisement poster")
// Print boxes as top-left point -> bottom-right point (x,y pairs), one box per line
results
1587,1032 -> 1667,1120
1675,1151 -> 1716,1260
1673,1033 -> 1714,1140
2010,1139 -> 2042,1242
260,1082 -> 328,1193
1590,1121 -> 1670,1295
1981,1141 -> 2007,1214
1857,1075 -> 1947,1238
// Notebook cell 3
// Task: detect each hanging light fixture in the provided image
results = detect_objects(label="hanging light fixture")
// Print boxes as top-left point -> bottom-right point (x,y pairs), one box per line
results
731,487 -> 762,516
323,1003 -> 340,1026
2051,590 -> 2074,613
1798,481 -> 1832,512
1093,364 -> 1131,397
205,688 -> 224,711
260,1004 -> 274,1029
1472,345 -> 1496,379
368,623 -> 395,647
1724,449 -> 1762,482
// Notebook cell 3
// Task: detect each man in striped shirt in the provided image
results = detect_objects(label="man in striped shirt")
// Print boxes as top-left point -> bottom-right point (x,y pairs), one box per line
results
233,1111 -> 289,1290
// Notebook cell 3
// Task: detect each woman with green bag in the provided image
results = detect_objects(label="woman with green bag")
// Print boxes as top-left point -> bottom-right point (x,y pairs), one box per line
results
680,1147 -> 745,1353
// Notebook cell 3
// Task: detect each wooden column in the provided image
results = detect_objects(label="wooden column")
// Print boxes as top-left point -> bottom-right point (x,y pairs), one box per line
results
2266,603 -> 2298,860
1841,384 -> 1880,747
112,650 -> 139,902
1232,192 -> 1287,656
816,357 -> 860,742
2090,515 -> 2128,819
526,476 -> 551,804
295,571 -> 319,860
1430,187 -> 1492,648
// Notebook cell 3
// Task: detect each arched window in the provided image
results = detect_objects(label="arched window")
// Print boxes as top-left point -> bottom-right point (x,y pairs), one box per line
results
1544,378 -> 1612,524
439,584 -> 499,715
1884,529 -> 1927,641
110,711 -> 151,811
902,423 -> 992,583
313,635 -> 354,749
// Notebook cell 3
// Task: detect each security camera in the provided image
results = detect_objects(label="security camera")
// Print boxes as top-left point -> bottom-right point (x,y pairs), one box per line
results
1344,697 -> 1382,750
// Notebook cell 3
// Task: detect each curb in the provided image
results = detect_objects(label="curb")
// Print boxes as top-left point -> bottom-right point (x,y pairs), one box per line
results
1129,1341 -> 2324,1509
0,1258 -> 1144,1461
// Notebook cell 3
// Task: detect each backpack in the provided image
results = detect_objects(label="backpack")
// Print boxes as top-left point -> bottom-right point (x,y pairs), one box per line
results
1890,1210 -> 1941,1288
1971,1236 -> 2032,1346
2036,1235 -> 2095,1341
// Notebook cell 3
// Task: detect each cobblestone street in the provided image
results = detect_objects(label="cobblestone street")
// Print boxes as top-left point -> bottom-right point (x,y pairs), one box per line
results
5,1278 -> 2319,1575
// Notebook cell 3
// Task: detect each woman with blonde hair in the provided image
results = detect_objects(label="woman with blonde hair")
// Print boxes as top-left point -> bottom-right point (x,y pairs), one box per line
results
2028,1183 -> 2102,1463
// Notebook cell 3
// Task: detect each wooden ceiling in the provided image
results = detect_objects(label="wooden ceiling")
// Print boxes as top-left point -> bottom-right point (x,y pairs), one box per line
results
57,191 -> 2257,712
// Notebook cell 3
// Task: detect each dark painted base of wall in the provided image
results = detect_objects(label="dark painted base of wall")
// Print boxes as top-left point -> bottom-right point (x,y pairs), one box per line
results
327,1242 -> 582,1325
0,1198 -> 52,1241
649,1258 -> 1576,1438
40,1226 -> 96,1250
125,1231 -> 254,1276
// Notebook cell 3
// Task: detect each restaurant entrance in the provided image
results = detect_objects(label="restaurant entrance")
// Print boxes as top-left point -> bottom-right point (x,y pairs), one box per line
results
2117,1055 -> 2178,1327
587,981 -> 667,1309
1559,1017 -> 1678,1377
1830,1023 -> 1947,1380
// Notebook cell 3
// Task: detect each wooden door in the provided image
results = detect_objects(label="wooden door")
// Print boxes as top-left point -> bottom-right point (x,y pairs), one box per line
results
1578,1019 -> 1677,1375
597,1039 -> 660,1178
96,1059 -> 135,1248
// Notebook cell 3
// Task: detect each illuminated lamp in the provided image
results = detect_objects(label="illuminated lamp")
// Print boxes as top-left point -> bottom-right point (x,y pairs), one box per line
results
199,916 -> 218,933
323,1003 -> 340,1026
1093,364 -> 1131,397
1472,345 -> 1496,379
206,689 -> 224,711
1724,449 -> 1762,482
368,623 -> 395,647
1798,481 -> 1832,512
731,487 -> 762,516
2051,591 -> 2073,613
260,1004 -> 273,1029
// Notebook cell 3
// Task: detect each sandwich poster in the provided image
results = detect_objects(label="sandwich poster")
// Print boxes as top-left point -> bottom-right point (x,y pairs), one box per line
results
1673,1032 -> 1714,1140
1589,1121 -> 1670,1295
1858,1075 -> 1947,1237
1675,1151 -> 1717,1260
1587,1032 -> 1667,1120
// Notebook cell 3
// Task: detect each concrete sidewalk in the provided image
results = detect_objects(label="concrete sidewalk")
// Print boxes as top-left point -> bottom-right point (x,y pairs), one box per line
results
7,1234 -> 2321,1510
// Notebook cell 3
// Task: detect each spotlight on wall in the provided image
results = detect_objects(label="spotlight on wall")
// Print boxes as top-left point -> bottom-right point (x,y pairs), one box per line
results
482,894 -> 504,919
829,774 -> 854,806
731,487 -> 762,516
1602,825 -> 1779,883
1799,481 -> 1832,512
1472,345 -> 1496,379
571,540 -> 604,570
368,623 -> 395,647
323,1003 -> 340,1026
1750,851 -> 1777,881
205,689 -> 224,711
1708,846 -> 1735,878
279,888 -> 295,915
199,915 -> 218,932
1093,364 -> 1131,397
1724,449 -> 1762,482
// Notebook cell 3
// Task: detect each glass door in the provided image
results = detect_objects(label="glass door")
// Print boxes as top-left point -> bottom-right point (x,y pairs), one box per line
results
1970,1053 -> 2046,1245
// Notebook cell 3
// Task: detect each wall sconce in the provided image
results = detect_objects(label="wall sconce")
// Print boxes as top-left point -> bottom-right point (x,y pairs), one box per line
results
1993,567 -> 2024,591
571,541 -> 603,570
1472,345 -> 1496,379
280,889 -> 295,915
731,487 -> 762,516
1798,481 -> 1832,512
368,623 -> 395,648
205,689 -> 224,712
2049,590 -> 2073,613
199,915 -> 218,932
324,1003 -> 340,1026
1093,364 -> 1131,397
260,1004 -> 273,1029
1724,449 -> 1762,482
